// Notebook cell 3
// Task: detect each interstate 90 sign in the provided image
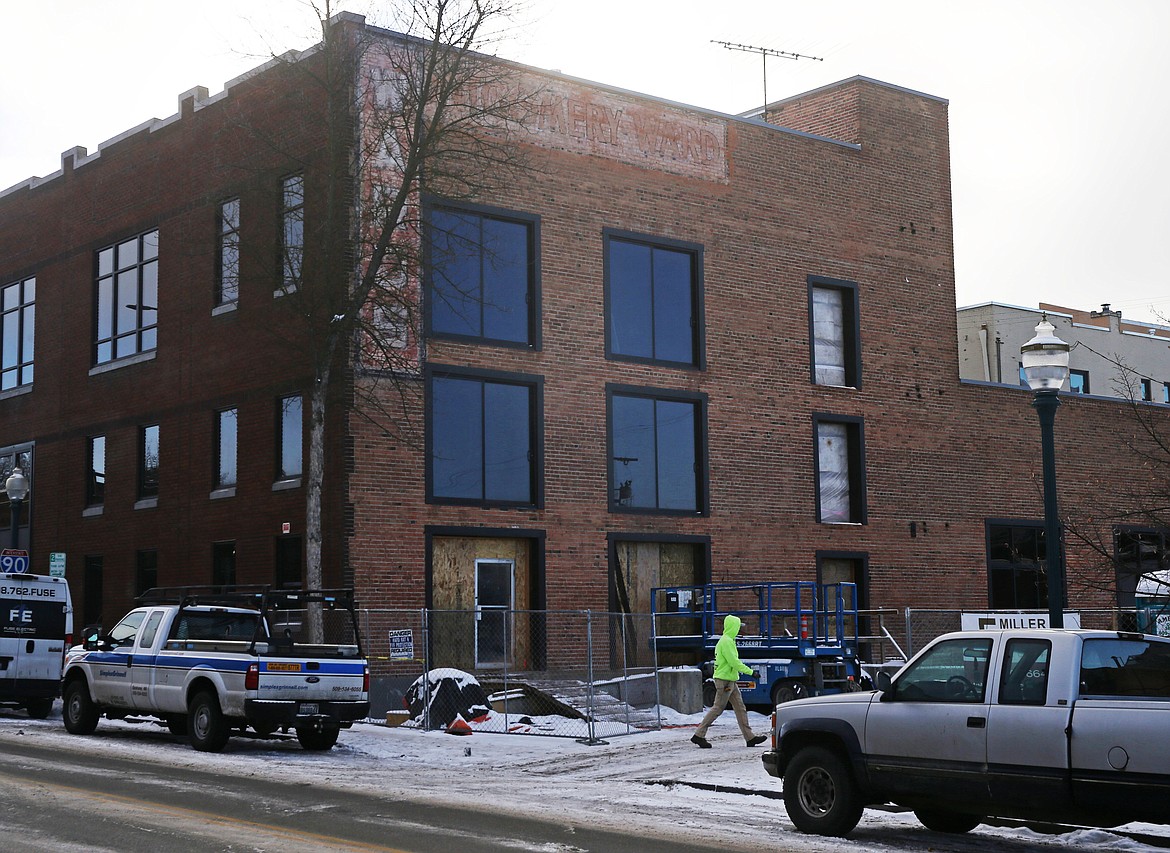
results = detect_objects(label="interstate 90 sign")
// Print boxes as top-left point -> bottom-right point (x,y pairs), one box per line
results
0,550 -> 29,574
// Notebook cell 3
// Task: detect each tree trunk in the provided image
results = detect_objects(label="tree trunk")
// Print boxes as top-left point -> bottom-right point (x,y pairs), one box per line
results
305,369 -> 330,643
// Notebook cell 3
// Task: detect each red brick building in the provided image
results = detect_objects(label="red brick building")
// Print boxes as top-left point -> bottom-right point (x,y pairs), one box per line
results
1,16 -> 1164,644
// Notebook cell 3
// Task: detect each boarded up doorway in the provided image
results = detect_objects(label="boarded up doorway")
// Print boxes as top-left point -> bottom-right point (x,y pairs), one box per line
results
609,535 -> 709,666
430,535 -> 536,671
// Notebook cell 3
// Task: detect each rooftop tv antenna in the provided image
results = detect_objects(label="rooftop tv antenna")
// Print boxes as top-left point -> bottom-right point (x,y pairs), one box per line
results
712,40 -> 823,111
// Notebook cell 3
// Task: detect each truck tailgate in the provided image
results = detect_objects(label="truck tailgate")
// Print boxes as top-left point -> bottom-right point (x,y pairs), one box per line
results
256,657 -> 366,702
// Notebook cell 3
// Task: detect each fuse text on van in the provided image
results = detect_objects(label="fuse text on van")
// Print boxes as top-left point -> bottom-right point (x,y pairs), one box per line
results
0,586 -> 58,598
8,609 -> 32,623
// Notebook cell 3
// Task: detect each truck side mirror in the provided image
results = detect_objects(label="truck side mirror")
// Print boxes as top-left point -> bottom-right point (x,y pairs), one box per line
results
82,625 -> 102,650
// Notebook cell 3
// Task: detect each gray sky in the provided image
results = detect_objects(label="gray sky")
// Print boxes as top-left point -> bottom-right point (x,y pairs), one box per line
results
3,0 -> 1168,323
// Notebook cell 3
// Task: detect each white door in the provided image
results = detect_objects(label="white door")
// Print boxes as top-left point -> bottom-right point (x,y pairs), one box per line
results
129,610 -> 166,711
90,610 -> 146,708
475,560 -> 513,668
864,636 -> 993,805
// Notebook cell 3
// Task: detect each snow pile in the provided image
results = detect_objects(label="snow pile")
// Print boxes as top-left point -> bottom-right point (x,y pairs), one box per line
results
403,667 -> 491,729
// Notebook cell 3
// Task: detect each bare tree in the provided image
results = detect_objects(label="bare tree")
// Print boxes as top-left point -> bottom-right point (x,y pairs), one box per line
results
1057,356 -> 1170,629
243,0 -> 539,638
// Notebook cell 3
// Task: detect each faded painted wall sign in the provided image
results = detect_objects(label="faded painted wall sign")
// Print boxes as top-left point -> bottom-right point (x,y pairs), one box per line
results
362,46 -> 729,183
449,73 -> 730,183
526,85 -> 728,183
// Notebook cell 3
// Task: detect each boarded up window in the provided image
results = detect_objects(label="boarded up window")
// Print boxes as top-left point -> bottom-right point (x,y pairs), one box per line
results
815,416 -> 865,524
813,286 -> 847,385
817,421 -> 850,522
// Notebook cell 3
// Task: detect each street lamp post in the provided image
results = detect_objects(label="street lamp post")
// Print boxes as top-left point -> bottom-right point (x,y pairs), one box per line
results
1021,317 -> 1070,628
5,467 -> 29,552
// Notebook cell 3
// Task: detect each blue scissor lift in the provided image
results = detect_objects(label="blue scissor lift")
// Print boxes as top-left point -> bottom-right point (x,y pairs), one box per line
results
651,581 -> 863,706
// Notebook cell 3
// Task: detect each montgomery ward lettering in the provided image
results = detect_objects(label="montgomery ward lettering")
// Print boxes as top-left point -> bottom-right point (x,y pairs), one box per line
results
531,89 -> 727,182
449,75 -> 729,183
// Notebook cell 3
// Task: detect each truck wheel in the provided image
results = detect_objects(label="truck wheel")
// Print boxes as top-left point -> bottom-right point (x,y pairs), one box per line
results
63,679 -> 99,735
188,690 -> 230,752
783,745 -> 863,837
165,715 -> 187,736
25,698 -> 53,719
296,726 -> 339,751
772,680 -> 809,706
914,809 -> 982,834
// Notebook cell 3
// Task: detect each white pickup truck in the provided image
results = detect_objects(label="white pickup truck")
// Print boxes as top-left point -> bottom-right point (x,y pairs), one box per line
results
764,629 -> 1170,837
62,587 -> 369,752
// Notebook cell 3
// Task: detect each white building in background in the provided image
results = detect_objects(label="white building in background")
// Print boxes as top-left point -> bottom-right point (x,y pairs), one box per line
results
958,301 -> 1170,402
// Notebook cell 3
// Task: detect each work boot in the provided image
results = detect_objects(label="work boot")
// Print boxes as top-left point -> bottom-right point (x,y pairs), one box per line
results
747,734 -> 767,747
691,734 -> 712,748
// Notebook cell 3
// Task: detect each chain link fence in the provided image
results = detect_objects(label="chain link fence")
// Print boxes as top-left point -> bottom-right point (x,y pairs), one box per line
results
359,609 -> 665,741
354,606 -> 1165,738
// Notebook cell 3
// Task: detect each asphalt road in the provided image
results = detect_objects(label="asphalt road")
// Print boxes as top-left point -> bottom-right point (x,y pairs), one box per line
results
0,737 -> 729,853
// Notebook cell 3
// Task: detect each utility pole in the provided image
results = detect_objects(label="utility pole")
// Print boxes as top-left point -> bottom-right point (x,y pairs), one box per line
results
712,40 -> 823,111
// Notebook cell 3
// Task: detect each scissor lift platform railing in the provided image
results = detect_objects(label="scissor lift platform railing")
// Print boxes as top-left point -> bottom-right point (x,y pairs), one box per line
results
651,581 -> 860,660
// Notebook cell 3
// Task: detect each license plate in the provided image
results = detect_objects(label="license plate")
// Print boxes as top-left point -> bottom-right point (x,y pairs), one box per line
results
300,703 -> 319,715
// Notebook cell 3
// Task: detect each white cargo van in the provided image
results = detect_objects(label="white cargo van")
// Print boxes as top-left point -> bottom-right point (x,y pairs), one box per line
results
0,573 -> 73,717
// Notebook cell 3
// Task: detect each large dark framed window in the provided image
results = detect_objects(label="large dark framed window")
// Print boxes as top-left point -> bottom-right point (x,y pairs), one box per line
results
213,541 -> 237,588
138,424 -> 160,501
808,275 -> 860,387
813,414 -> 866,524
986,519 -> 1050,609
276,394 -> 303,482
83,555 -> 103,626
136,550 -> 158,596
275,536 -> 302,589
604,230 -> 704,368
427,368 -> 542,507
94,229 -> 158,365
607,385 -> 707,515
1,275 -> 35,390
278,173 -> 304,295
86,435 -> 105,507
425,202 -> 539,348
216,198 -> 240,306
1115,527 -> 1168,612
216,408 -> 238,490
0,444 -> 32,549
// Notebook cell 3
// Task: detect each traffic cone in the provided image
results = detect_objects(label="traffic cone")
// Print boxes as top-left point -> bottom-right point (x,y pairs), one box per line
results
446,715 -> 473,735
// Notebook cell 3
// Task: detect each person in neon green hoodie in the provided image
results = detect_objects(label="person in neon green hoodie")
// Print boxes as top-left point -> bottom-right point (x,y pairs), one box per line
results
691,614 -> 767,748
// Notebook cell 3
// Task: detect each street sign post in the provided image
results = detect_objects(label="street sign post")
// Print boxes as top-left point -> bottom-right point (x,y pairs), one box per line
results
49,552 -> 66,577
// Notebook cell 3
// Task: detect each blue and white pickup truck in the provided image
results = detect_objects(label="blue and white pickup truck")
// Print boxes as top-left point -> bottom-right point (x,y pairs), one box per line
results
61,587 -> 369,752
764,629 -> 1170,837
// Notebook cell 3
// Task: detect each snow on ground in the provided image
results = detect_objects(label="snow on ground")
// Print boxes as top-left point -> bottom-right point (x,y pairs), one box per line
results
1,703 -> 1168,852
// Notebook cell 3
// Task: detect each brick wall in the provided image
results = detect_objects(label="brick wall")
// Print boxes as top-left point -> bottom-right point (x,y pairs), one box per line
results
346,68 -> 1165,619
0,50 -> 350,619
